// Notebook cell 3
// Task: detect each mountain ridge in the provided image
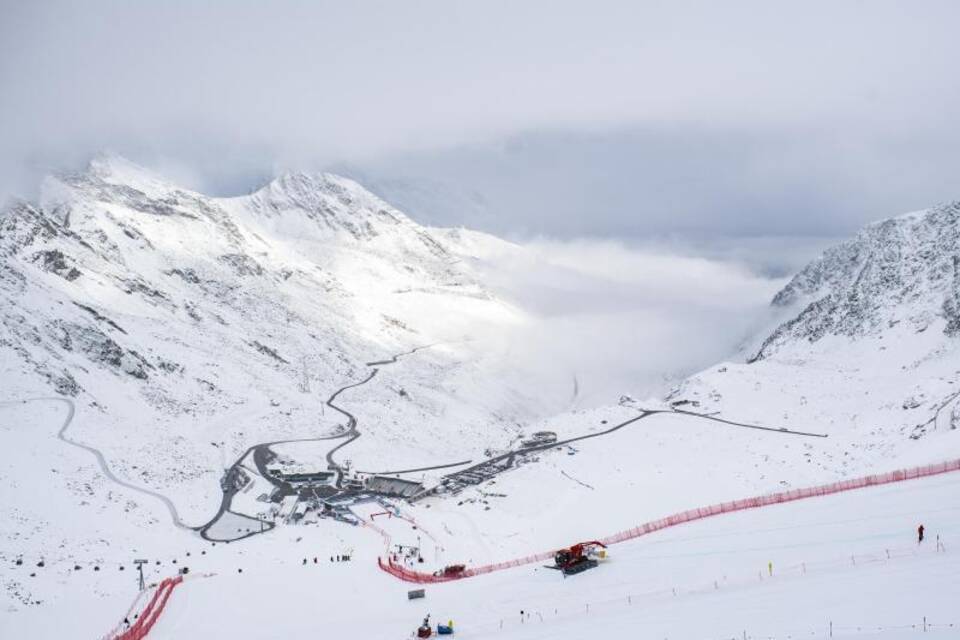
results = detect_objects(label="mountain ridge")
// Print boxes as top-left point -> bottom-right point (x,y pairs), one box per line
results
753,201 -> 960,361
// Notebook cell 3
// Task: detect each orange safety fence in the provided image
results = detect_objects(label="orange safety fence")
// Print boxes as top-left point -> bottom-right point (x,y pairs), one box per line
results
378,458 -> 960,583
104,575 -> 183,640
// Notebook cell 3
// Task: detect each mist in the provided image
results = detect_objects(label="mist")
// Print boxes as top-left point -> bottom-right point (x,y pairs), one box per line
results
2,0 -> 956,402
458,237 -> 787,404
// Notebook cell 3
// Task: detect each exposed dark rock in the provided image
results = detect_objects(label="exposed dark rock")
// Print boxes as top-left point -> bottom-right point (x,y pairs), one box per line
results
73,303 -> 127,334
48,321 -> 151,379
195,378 -> 218,392
0,264 -> 27,292
47,369 -> 80,396
32,250 -> 81,281
218,253 -> 264,277
157,359 -> 184,374
185,302 -> 202,322
249,340 -> 289,364
0,201 -> 60,256
121,279 -> 172,303
944,256 -> 960,337
165,268 -> 201,284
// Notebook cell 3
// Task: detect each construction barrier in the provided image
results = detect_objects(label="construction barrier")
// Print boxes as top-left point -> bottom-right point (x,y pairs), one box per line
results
378,458 -> 960,583
105,576 -> 183,640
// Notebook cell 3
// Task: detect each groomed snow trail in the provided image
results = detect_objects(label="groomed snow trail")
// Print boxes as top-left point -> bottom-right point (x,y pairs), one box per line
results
148,471 -> 960,640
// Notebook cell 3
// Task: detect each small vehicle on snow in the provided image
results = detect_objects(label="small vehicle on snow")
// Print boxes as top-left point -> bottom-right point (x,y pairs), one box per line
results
550,540 -> 607,576
414,615 -> 454,637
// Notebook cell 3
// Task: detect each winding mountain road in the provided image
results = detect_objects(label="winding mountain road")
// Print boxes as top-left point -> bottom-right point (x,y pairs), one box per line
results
197,344 -> 441,540
323,369 -> 378,487
1,397 -> 198,531
3,348 -> 831,543
427,406 -> 828,497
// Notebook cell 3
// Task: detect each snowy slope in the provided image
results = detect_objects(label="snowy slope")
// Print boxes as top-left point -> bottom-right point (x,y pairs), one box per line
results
755,201 -> 960,358
1,154 -> 557,473
154,472 -> 960,640
389,202 -> 960,565
676,202 -> 960,447
2,164 -> 959,638
6,458 -> 955,640
0,156 -> 570,613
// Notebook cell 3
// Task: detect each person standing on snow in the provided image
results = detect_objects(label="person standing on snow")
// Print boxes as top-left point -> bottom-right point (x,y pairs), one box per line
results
918,524 -> 925,543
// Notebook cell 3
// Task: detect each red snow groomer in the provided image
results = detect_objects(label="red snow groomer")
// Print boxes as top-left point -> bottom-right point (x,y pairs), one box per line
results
551,540 -> 607,576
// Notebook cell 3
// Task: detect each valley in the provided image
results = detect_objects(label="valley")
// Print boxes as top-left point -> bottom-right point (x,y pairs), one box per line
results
1,158 -> 959,640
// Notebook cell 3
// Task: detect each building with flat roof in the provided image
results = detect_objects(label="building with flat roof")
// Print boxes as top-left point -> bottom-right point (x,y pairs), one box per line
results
364,475 -> 424,498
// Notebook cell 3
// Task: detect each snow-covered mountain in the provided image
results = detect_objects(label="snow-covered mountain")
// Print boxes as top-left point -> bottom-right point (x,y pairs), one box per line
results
0,155 -> 579,535
3,154 -> 521,395
3,155 -> 448,394
754,202 -> 960,360
3,163 -> 959,638
672,202 -> 960,451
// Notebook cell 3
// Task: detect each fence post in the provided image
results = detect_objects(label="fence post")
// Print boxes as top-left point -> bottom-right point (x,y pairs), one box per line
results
829,620 -> 833,637
924,616 -> 927,632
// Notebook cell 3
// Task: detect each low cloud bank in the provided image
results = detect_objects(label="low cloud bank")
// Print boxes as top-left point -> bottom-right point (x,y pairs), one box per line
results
465,238 -> 792,405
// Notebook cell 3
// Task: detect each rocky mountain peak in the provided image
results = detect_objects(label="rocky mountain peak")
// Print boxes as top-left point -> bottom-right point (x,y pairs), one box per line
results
235,170 -> 414,241
0,155 -> 496,402
63,152 -> 185,200
753,201 -> 960,360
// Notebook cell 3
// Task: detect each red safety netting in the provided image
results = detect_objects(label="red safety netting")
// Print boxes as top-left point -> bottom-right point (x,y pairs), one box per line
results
105,575 -> 183,640
378,458 -> 960,583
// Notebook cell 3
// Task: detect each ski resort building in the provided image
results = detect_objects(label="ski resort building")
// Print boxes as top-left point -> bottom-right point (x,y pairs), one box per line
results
364,475 -> 425,498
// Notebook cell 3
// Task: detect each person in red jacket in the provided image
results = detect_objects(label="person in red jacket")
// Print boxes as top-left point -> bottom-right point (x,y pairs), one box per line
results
918,524 -> 925,543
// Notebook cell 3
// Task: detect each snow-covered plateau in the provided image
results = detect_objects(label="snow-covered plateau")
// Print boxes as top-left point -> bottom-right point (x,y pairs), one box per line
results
1,157 -> 958,639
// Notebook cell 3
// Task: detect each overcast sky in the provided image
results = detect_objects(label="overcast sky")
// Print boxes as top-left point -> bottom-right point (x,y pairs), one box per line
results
2,0 -> 959,243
